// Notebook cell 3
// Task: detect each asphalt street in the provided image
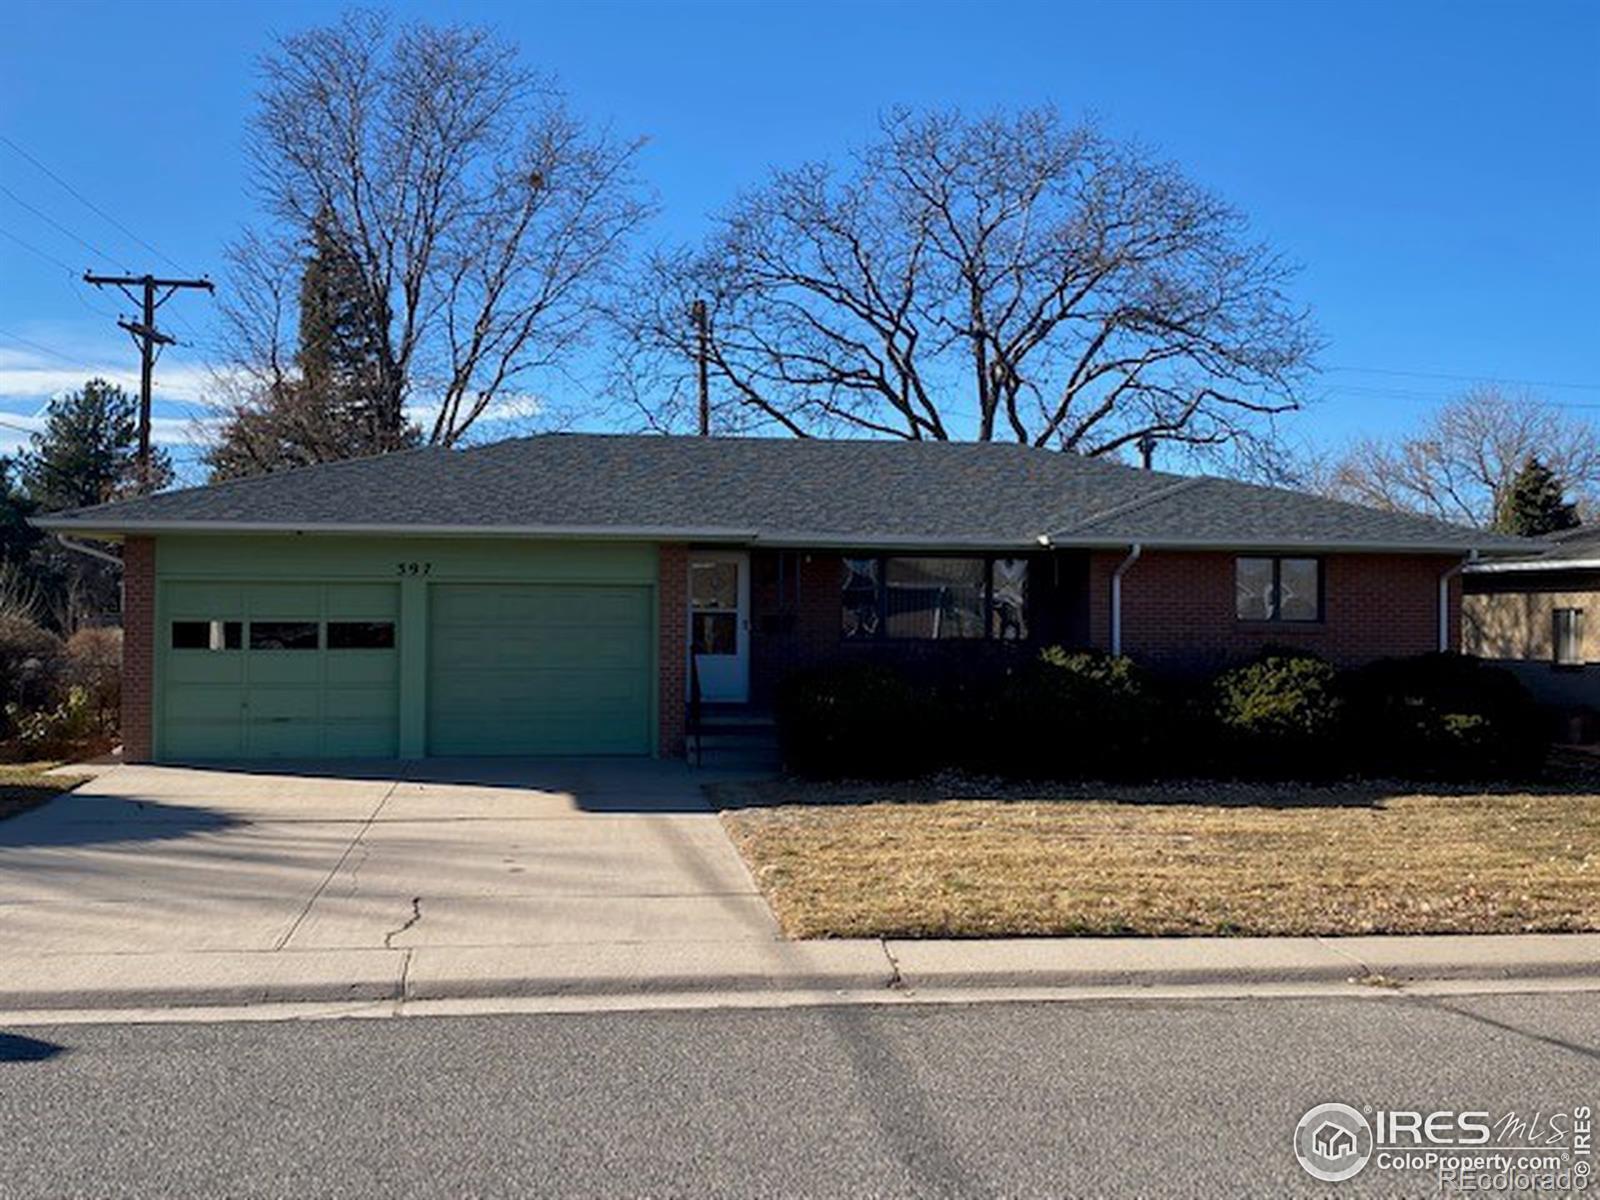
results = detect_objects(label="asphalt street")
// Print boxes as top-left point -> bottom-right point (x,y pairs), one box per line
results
1,991 -> 1596,1198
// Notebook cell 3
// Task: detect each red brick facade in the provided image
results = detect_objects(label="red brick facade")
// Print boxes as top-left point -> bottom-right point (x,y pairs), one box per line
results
656,543 -> 688,757
1088,549 -> 1464,670
741,546 -> 1468,700
120,535 -> 156,763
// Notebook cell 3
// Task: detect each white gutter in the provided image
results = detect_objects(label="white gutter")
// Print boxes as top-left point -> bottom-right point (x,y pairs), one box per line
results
33,516 -> 1533,559
1110,543 -> 1142,657
1465,556 -> 1600,573
1438,551 -> 1477,652
29,519 -> 762,542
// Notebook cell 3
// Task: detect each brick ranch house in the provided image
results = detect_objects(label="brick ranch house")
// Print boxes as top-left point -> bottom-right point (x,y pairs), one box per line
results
36,434 -> 1531,763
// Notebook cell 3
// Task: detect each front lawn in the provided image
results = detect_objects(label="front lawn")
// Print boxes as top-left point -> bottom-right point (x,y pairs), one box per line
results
714,772 -> 1600,938
0,765 -> 88,822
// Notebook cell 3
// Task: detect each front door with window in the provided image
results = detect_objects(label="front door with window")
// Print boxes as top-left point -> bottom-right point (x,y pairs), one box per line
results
688,552 -> 750,703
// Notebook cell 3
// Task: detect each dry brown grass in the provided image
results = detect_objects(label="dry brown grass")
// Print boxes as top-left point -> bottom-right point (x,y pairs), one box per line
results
0,765 -> 86,822
715,774 -> 1600,939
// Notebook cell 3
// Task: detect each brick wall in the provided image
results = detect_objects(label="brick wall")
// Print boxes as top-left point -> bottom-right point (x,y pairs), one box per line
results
1087,549 -> 1465,671
743,546 -> 1467,700
656,543 -> 688,757
121,535 -> 156,763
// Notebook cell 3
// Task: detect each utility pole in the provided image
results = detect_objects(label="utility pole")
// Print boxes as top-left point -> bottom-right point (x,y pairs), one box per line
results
82,272 -> 214,492
691,298 -> 710,437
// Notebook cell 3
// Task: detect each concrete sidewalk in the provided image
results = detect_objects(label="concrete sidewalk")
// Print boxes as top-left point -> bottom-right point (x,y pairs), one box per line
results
4,933 -> 1599,1011
4,761 -> 1597,1013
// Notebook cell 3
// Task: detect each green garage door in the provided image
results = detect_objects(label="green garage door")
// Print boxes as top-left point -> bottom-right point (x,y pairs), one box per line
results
159,582 -> 400,759
427,584 -> 652,756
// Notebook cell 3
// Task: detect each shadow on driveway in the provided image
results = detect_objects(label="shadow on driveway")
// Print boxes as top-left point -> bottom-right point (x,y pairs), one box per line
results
0,795 -> 244,848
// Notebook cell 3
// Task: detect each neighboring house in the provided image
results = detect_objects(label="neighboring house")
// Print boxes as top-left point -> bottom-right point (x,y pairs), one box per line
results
1463,524 -> 1600,719
35,434 -> 1530,763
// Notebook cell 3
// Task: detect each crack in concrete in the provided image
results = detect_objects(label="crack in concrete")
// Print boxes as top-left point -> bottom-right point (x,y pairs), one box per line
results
1314,935 -> 1382,983
880,940 -> 906,990
273,778 -> 400,952
384,897 -> 423,949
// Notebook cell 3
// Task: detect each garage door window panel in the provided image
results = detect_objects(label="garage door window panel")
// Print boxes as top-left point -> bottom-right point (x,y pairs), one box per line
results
327,621 -> 396,649
171,620 -> 242,651
249,621 -> 321,650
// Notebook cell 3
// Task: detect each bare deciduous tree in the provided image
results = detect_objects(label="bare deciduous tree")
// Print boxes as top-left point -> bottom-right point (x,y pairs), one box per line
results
1321,387 -> 1600,527
615,107 -> 1317,463
218,11 -> 650,452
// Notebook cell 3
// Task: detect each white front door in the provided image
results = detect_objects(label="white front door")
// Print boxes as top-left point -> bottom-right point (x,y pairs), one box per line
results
687,552 -> 750,703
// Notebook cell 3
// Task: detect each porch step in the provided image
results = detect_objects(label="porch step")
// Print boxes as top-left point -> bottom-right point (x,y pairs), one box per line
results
696,706 -> 776,730
689,708 -> 780,770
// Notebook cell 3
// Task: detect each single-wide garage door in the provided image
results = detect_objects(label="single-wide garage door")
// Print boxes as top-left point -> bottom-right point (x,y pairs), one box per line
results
427,584 -> 652,756
160,582 -> 400,759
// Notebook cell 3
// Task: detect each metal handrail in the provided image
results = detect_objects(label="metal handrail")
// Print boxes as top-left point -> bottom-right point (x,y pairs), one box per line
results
688,651 -> 703,768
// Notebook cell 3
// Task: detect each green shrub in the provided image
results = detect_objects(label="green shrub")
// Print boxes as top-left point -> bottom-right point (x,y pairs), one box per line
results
984,648 -> 1161,779
1212,652 -> 1343,777
775,665 -> 932,779
3,686 -> 96,759
1340,653 -> 1546,779
65,626 -> 121,733
0,614 -> 65,737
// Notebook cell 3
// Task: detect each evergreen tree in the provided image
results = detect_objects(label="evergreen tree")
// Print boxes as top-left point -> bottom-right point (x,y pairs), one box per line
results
206,212 -> 416,480
0,457 -> 41,566
20,378 -> 172,511
1493,456 -> 1582,536
297,212 -> 405,452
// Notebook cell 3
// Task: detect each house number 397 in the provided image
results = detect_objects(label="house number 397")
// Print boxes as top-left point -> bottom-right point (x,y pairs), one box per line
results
397,561 -> 433,575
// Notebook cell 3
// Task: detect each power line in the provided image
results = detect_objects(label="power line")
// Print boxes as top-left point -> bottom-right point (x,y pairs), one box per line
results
1325,364 -> 1600,393
0,182 -> 133,273
1316,382 -> 1600,412
0,224 -> 78,275
0,132 -> 191,275
0,326 -> 84,366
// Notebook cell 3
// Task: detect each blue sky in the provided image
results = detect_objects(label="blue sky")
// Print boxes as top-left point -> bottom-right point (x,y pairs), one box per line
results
1,0 -> 1596,482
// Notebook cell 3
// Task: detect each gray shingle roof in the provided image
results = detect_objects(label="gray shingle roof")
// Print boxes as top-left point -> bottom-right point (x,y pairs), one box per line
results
36,432 -> 1532,554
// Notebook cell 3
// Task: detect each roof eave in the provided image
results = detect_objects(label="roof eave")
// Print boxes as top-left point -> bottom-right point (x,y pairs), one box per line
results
1042,533 -> 1523,555
1465,556 -> 1600,574
29,518 -> 761,542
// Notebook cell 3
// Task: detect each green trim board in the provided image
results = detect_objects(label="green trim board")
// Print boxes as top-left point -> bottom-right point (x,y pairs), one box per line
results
151,534 -> 661,760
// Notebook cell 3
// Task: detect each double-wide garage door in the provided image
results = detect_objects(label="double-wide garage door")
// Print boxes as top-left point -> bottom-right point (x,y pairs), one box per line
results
427,584 -> 651,756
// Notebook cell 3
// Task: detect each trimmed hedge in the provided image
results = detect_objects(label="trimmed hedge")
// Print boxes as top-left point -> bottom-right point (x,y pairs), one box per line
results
981,649 -> 1161,779
1339,653 -> 1546,780
775,647 -> 1547,783
775,665 -> 932,779
1212,652 -> 1343,778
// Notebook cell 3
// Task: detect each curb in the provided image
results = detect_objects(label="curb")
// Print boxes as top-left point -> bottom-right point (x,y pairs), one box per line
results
4,934 -> 1598,1014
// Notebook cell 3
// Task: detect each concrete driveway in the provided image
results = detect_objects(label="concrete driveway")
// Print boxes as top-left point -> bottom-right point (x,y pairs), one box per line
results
0,760 -> 784,1002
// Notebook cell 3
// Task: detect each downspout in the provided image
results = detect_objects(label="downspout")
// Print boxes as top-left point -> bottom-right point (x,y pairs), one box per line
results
56,535 -> 124,570
56,535 -> 126,618
1437,550 -> 1477,652
1110,543 -> 1142,657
